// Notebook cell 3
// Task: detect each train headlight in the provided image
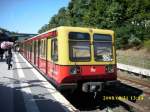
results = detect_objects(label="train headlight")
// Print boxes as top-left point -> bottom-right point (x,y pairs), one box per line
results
70,66 -> 80,75
106,65 -> 114,73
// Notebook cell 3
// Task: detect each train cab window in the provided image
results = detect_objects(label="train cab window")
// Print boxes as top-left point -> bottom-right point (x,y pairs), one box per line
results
93,34 -> 113,62
51,39 -> 58,61
69,32 -> 91,61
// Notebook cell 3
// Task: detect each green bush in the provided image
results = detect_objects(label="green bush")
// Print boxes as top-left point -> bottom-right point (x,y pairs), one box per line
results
128,35 -> 142,47
144,40 -> 150,52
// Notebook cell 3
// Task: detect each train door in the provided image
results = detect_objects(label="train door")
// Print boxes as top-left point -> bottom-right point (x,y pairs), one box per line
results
28,45 -> 30,60
29,42 -> 32,62
34,41 -> 36,65
51,38 -> 58,78
35,41 -> 39,66
27,44 -> 29,58
37,40 -> 40,67
39,40 -> 42,70
45,38 -> 48,74
24,43 -> 27,57
31,41 -> 34,64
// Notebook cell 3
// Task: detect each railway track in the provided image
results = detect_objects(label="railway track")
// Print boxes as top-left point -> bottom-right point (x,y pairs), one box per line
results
102,71 -> 150,112
118,74 -> 150,96
104,90 -> 150,112
62,80 -> 150,112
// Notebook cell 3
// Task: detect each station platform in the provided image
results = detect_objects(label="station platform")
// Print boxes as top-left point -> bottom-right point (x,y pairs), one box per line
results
0,52 -> 77,112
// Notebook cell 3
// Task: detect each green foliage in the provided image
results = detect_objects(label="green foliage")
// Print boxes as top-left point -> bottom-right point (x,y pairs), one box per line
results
38,24 -> 49,33
144,40 -> 150,52
128,35 -> 142,47
38,0 -> 150,49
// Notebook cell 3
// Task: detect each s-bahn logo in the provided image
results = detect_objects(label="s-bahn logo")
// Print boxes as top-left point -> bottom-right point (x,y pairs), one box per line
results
91,67 -> 96,72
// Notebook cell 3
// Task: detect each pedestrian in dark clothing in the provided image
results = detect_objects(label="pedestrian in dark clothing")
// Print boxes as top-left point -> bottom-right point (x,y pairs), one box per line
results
0,49 -> 4,60
0,50 -> 3,60
6,48 -> 12,70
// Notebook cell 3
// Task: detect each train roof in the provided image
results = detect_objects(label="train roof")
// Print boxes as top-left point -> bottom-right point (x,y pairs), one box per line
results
24,26 -> 114,42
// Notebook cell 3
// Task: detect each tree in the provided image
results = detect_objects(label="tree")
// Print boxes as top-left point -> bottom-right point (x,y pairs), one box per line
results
38,0 -> 150,49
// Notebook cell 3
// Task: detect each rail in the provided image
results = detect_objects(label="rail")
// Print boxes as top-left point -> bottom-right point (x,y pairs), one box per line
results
117,63 -> 150,77
104,90 -> 149,112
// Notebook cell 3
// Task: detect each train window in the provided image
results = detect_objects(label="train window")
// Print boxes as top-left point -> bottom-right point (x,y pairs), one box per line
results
51,39 -> 58,61
69,41 -> 91,61
38,40 -> 40,56
40,39 -> 46,58
30,42 -> 32,52
39,40 -> 43,57
42,40 -> 44,57
36,41 -> 38,53
93,34 -> 113,62
43,40 -> 46,57
93,34 -> 112,41
69,32 -> 90,40
32,41 -> 36,52
69,32 -> 91,61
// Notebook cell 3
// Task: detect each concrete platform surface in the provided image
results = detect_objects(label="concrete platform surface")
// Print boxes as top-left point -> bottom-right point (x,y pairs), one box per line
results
0,53 -> 77,112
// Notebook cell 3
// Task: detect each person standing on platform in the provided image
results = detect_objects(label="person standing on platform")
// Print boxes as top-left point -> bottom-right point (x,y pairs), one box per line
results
0,49 -> 4,60
6,48 -> 12,70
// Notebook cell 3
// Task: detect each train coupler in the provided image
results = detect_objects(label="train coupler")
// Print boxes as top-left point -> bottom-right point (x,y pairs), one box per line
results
82,82 -> 103,92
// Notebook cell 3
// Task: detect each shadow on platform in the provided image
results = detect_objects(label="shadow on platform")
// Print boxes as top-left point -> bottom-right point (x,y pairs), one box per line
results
0,59 -> 6,62
0,78 -> 69,112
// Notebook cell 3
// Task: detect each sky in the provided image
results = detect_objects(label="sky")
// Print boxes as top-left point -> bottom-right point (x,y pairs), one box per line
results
0,0 -> 70,34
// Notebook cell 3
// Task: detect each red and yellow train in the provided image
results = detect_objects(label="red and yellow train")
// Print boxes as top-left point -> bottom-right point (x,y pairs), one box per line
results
21,26 -> 118,92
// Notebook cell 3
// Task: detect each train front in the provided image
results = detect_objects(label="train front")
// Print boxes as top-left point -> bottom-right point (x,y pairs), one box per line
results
55,27 -> 119,92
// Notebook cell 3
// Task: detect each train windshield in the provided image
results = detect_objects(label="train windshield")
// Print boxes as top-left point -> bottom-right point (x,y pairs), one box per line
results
69,32 -> 91,61
93,34 -> 113,61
